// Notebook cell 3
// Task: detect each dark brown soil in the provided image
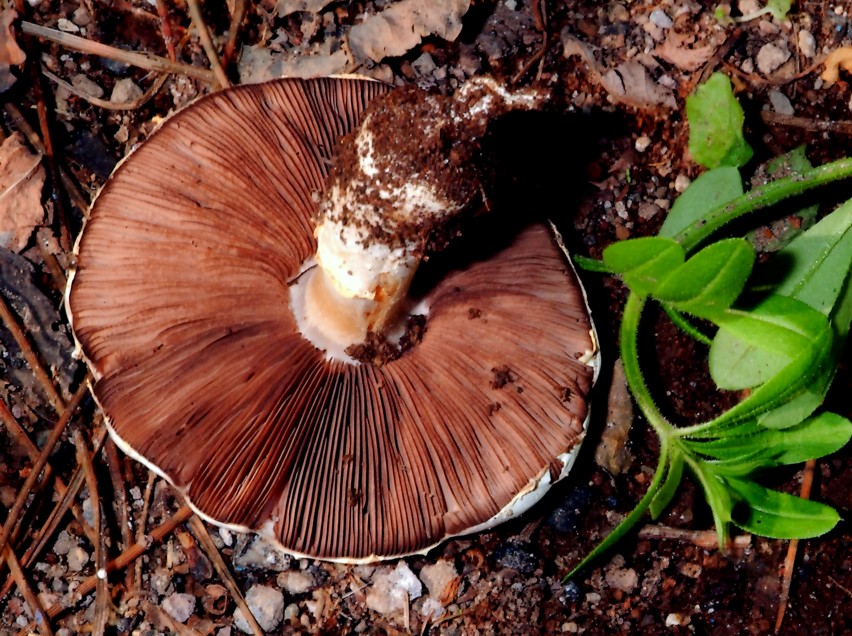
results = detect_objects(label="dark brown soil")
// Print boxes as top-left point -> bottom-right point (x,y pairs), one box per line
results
1,1 -> 851,635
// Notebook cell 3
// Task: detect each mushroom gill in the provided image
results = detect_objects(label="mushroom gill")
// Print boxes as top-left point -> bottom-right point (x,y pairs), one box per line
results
67,78 -> 599,562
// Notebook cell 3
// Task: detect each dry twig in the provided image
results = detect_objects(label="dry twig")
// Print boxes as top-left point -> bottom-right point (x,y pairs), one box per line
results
21,21 -> 216,84
774,458 -> 817,634
761,111 -> 852,135
638,524 -> 752,549
0,378 -> 89,562
154,0 -> 178,62
0,293 -> 66,413
222,0 -> 248,69
185,0 -> 231,89
187,514 -> 264,636
42,69 -> 169,111
3,544 -> 54,636
104,440 -> 134,591
73,429 -> 109,636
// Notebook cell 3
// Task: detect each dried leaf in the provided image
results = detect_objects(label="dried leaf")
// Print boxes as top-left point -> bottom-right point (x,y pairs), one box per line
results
654,30 -> 717,72
594,358 -> 635,474
238,45 -> 349,82
1,9 -> 26,93
562,31 -> 676,109
275,0 -> 335,17
821,46 -> 852,84
348,0 -> 470,63
0,133 -> 45,252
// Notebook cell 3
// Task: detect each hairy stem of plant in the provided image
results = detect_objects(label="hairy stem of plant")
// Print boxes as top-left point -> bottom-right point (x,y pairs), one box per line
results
675,157 -> 852,252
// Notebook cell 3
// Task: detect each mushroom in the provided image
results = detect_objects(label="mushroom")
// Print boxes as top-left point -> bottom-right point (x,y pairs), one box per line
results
67,77 -> 600,562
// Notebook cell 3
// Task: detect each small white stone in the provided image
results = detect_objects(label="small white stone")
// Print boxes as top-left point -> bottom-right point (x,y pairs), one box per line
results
797,30 -> 816,58
365,562 -> 423,615
218,527 -> 233,547
283,603 -> 299,621
66,546 -> 89,572
234,585 -> 285,634
666,612 -> 690,627
412,52 -> 437,77
277,569 -> 314,595
649,9 -> 673,28
57,18 -> 79,33
110,78 -> 143,104
674,174 -> 692,193
162,593 -> 196,623
635,135 -> 651,152
420,596 -> 445,619
605,567 -> 639,593
756,42 -> 791,75
71,74 -> 104,99
419,560 -> 458,600
768,90 -> 794,115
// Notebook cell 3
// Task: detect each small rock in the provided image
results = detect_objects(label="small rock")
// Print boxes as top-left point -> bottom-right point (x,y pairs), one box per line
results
638,202 -> 662,220
674,174 -> 692,193
547,487 -> 592,534
277,569 -> 314,595
71,74 -> 104,99
419,560 -> 458,602
110,78 -> 143,104
66,546 -> 89,572
71,7 -> 90,26
493,542 -> 538,574
232,534 -> 292,571
56,18 -> 79,33
420,596 -> 445,619
666,612 -> 690,627
768,90 -> 794,115
412,53 -> 437,77
634,135 -> 651,152
365,562 -> 422,615
150,567 -> 174,596
162,593 -> 195,623
797,30 -> 816,58
649,9 -> 673,28
605,566 -> 639,593
53,530 -> 77,556
679,562 -> 703,578
756,42 -> 791,75
283,603 -> 299,621
234,585 -> 285,634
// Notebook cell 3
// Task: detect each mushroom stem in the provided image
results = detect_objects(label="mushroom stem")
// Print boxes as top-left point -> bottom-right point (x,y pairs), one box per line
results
304,77 -> 547,357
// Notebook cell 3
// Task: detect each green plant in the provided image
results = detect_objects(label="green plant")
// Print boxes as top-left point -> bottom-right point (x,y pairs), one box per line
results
569,155 -> 852,579
566,69 -> 852,579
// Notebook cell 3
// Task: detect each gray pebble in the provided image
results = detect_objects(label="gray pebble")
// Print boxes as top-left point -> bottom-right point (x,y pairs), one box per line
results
162,593 -> 196,623
234,585 -> 285,634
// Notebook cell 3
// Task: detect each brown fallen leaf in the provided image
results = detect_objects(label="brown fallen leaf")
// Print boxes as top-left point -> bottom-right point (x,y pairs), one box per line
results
654,29 -> 717,72
821,46 -> 852,84
562,30 -> 676,109
594,358 -> 635,475
0,133 -> 45,252
348,0 -> 470,63
1,9 -> 26,92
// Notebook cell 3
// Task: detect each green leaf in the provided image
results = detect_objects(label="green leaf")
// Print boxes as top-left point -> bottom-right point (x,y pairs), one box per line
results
766,0 -> 792,21
770,199 -> 852,315
691,462 -> 734,546
686,73 -> 754,169
655,239 -> 755,320
687,413 -> 852,465
709,295 -> 831,391
602,237 -> 684,297
727,478 -> 840,539
659,167 -> 743,239
650,452 -> 684,519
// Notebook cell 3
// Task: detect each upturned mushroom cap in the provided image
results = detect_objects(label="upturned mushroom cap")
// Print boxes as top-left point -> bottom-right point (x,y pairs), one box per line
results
67,78 -> 599,562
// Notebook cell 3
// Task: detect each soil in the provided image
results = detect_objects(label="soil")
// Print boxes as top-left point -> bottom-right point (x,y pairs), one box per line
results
1,1 -> 851,635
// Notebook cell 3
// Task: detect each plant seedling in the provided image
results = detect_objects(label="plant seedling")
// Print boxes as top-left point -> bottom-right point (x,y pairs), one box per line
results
568,73 -> 852,578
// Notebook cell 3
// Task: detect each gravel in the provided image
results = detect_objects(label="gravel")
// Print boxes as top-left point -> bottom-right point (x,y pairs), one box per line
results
233,585 -> 285,634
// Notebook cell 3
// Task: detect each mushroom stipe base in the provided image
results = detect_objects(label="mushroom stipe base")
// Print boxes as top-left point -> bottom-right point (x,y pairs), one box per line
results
66,77 -> 600,562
